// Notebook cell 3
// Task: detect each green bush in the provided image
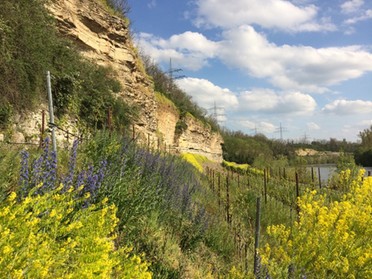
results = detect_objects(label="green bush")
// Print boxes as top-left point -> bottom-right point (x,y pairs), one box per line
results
0,0 -> 135,132
0,102 -> 12,129
0,185 -> 152,278
0,0 -> 56,110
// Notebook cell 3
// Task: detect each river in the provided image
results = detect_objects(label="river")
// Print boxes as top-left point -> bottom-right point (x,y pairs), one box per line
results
307,165 -> 372,183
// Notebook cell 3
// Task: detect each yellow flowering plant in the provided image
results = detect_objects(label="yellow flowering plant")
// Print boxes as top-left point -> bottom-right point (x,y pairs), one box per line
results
0,184 -> 152,278
222,160 -> 264,176
181,153 -> 209,172
260,170 -> 371,278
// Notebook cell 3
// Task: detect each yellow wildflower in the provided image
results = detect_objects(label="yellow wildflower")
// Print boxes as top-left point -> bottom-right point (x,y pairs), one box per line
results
8,192 -> 16,202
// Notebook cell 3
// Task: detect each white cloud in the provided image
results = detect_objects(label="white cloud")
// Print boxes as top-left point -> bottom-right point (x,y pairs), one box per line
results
341,0 -> 364,14
238,89 -> 316,114
360,119 -> 372,126
135,32 -> 217,70
239,120 -> 256,130
175,77 -> 239,109
232,119 -> 277,134
345,9 -> 372,24
160,31 -> 218,56
147,0 -> 157,9
193,0 -> 335,32
176,78 -> 316,115
136,26 -> 372,94
259,121 -> 277,133
218,26 -> 372,93
322,99 -> 372,114
307,122 -> 320,130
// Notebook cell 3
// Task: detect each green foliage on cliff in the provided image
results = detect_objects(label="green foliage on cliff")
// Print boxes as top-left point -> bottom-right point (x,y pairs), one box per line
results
0,0 -> 135,131
355,125 -> 372,166
141,55 -> 220,132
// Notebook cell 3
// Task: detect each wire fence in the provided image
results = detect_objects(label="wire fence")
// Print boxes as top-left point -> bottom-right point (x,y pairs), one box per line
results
2,110 -> 82,149
1,108 -> 178,155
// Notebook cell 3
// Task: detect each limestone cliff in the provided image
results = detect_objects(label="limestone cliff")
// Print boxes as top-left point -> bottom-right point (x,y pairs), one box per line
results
48,0 -> 157,134
175,114 -> 224,163
155,94 -> 223,162
47,0 -> 223,162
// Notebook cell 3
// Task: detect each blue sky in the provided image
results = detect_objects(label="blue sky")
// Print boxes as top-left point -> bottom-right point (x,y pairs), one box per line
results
127,0 -> 372,142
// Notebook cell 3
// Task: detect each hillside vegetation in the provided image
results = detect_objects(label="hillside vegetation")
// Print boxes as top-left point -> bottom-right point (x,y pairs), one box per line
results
1,0 -> 372,278
0,0 -> 218,137
0,0 -> 138,133
2,132 -> 371,278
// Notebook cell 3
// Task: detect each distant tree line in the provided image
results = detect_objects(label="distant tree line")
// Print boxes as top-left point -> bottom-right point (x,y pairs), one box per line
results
355,125 -> 372,166
221,128 -> 372,167
221,129 -> 297,168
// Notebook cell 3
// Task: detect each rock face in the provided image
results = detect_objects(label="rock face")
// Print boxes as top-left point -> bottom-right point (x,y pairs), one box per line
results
155,97 -> 223,162
155,95 -> 180,148
175,114 -> 224,163
48,0 -> 157,135
46,0 -> 223,162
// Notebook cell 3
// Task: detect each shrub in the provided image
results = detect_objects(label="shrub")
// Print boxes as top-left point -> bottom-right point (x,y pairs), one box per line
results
0,0 -> 135,132
260,169 -> 372,278
0,185 -> 152,278
181,153 -> 209,172
0,102 -> 12,129
222,160 -> 264,176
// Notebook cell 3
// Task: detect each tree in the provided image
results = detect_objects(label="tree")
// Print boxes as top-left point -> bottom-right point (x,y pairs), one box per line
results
355,125 -> 372,166
359,125 -> 372,149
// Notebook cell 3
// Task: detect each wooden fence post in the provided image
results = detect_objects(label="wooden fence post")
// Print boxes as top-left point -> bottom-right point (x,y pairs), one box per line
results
218,173 -> 221,208
254,197 -> 261,276
318,167 -> 322,189
212,169 -> 215,192
311,167 -> 314,183
226,175 -> 231,225
295,172 -> 300,217
264,169 -> 267,204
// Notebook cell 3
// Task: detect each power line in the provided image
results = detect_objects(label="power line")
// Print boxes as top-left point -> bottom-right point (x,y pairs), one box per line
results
208,101 -> 225,125
168,58 -> 185,81
167,58 -> 186,93
301,132 -> 312,143
251,125 -> 258,135
275,122 -> 288,140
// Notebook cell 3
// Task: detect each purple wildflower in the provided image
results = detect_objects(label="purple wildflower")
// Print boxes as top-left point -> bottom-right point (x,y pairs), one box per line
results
97,160 -> 107,185
31,155 -> 43,186
42,150 -> 57,190
85,164 -> 102,200
41,137 -> 50,164
76,170 -> 85,188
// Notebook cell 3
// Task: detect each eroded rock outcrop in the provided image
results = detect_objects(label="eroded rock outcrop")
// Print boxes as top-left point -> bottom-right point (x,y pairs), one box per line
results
175,114 -> 224,163
48,0 -> 157,136
47,0 -> 223,162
